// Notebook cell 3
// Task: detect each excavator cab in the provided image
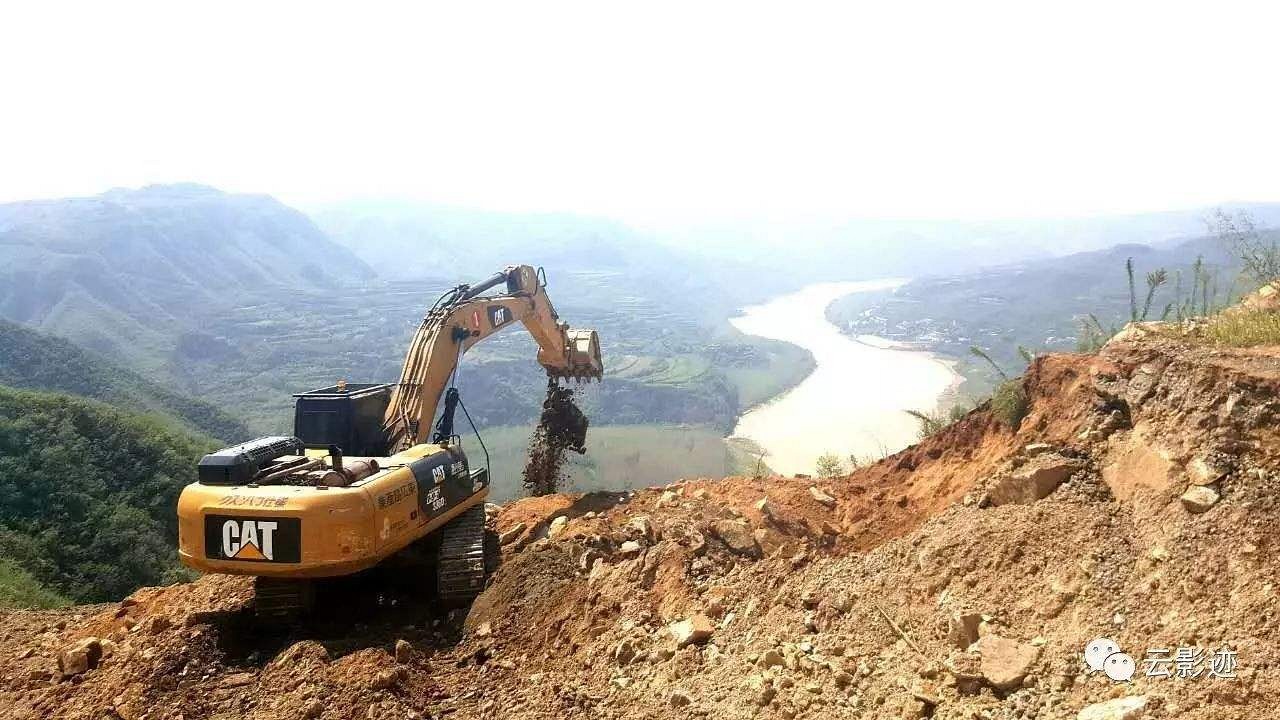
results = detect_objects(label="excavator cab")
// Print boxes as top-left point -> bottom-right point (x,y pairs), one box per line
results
292,383 -> 394,456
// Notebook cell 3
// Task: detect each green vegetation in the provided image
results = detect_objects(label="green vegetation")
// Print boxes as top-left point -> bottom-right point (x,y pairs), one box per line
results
1084,211 -> 1279,350
1202,310 -> 1280,347
471,424 -> 747,502
967,346 -> 1029,429
904,409 -> 946,440
0,558 -> 70,609
0,320 -> 248,441
1077,255 -> 1234,351
1127,258 -> 1169,323
814,452 -> 845,478
0,385 -> 214,604
906,347 -> 1021,441
810,448 -> 890,475
905,402 -> 972,440
991,379 -> 1029,429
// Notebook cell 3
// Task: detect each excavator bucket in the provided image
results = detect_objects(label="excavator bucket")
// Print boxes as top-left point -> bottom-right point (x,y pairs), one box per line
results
560,328 -> 603,381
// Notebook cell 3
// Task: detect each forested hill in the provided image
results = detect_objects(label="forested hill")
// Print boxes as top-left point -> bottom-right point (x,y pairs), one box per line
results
0,385 -> 215,606
0,319 -> 249,442
0,184 -> 375,371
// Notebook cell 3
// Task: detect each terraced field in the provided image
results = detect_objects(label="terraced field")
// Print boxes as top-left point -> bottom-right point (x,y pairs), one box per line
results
166,269 -> 811,444
472,423 -> 762,502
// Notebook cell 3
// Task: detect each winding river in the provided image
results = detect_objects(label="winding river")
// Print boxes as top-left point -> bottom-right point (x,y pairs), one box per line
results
729,280 -> 962,476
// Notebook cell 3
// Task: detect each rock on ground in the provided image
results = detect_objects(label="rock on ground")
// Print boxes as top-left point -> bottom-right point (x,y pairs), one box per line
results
57,637 -> 102,677
1180,484 -> 1220,512
988,453 -> 1085,505
808,486 -> 836,508
1077,695 -> 1148,720
978,634 -> 1040,690
708,519 -> 761,557
4,320 -> 1280,720
670,614 -> 715,647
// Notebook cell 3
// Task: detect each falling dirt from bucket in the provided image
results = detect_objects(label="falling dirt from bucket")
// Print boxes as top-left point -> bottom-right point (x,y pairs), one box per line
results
522,382 -> 589,496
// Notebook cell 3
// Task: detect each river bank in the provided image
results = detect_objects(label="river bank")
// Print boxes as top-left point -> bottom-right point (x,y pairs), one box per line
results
728,280 -> 963,476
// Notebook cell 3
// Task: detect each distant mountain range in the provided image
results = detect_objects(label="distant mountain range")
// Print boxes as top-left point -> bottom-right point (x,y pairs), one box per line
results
636,202 -> 1280,283
311,200 -> 645,280
0,185 -> 800,437
827,232 -> 1253,397
3,183 -> 1277,441
0,184 -> 373,371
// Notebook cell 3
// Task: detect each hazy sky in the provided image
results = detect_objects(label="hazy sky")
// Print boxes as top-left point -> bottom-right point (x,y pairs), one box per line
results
2,1 -> 1277,220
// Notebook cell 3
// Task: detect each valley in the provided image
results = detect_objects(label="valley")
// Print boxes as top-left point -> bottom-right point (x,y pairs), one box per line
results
5,305 -> 1279,719
5,8 -> 1280,718
2,183 -> 1277,617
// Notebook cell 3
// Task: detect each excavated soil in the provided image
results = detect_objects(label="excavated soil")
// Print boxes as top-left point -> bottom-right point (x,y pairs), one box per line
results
2,327 -> 1279,720
522,383 -> 589,496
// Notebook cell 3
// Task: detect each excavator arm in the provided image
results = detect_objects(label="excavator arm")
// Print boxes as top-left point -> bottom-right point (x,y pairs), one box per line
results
382,265 -> 603,451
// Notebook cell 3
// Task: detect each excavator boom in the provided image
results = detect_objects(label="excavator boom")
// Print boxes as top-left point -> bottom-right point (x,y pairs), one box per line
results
382,264 -> 603,451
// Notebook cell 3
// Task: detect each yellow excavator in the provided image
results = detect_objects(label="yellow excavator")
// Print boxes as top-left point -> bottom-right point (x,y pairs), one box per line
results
176,265 -> 602,619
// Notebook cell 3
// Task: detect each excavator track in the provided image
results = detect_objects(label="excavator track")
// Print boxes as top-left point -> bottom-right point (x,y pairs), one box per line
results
436,504 -> 492,604
254,576 -> 315,624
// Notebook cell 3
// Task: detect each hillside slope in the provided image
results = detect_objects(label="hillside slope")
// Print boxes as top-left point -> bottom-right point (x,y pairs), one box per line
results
828,234 -> 1247,394
0,184 -> 374,370
1,312 -> 1277,719
0,319 -> 248,441
0,386 -> 215,605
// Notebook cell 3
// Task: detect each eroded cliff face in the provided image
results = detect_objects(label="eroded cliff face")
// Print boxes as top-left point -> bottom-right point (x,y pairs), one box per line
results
2,315 -> 1277,720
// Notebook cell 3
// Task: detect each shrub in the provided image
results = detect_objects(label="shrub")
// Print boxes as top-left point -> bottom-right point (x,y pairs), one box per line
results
905,402 -> 973,440
815,452 -> 846,478
905,409 -> 947,439
991,378 -> 1029,428
1212,208 -> 1280,287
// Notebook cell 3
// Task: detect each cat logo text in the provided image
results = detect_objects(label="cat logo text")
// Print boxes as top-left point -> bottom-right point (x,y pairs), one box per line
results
223,519 -> 277,560
204,515 -> 302,563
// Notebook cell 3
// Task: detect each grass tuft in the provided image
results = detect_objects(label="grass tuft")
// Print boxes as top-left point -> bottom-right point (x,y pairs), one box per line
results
1203,310 -> 1280,347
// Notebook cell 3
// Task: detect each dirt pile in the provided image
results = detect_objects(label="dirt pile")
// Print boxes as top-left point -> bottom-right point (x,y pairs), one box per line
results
522,382 -> 589,496
2,327 -> 1278,719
